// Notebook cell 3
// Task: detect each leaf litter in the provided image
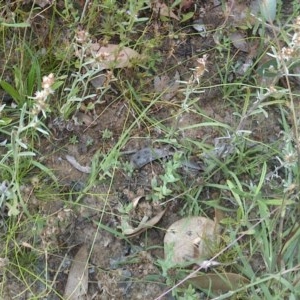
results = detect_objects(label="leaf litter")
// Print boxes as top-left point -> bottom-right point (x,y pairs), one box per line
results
2,0 -> 293,298
152,1 -> 180,21
154,71 -> 180,101
163,215 -> 250,295
163,216 -> 220,265
64,245 -> 89,300
65,146 -> 173,173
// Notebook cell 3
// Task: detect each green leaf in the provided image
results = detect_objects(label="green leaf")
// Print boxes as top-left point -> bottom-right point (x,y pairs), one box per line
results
27,60 -> 39,96
0,81 -> 22,102
255,162 -> 267,196
6,202 -> 20,216
18,151 -> 36,157
0,117 -> 12,126
256,58 -> 279,77
1,22 -> 30,28
31,160 -> 58,184
227,179 -> 245,218
260,0 -> 277,22
93,220 -> 130,242
180,12 -> 194,23
52,80 -> 64,90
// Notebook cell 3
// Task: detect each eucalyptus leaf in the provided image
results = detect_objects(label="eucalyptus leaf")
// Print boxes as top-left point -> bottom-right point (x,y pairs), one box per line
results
64,245 -> 89,299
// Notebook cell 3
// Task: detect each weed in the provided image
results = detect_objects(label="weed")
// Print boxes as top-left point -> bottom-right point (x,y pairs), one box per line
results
122,160 -> 135,177
149,152 -> 181,201
68,134 -> 78,145
85,136 -> 94,147
101,128 -> 113,140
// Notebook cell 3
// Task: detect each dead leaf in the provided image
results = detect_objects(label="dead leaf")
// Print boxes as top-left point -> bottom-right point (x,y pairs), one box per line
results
65,155 -> 91,174
214,208 -> 225,225
64,245 -> 89,300
152,1 -> 180,21
124,208 -> 167,238
81,43 -> 140,71
154,71 -> 180,101
180,0 -> 194,10
130,147 -> 172,169
90,73 -> 106,89
228,31 -> 249,52
23,0 -> 51,7
225,1 -> 256,28
185,272 -> 249,294
0,257 -> 9,269
132,195 -> 144,208
154,75 -> 170,93
164,216 -> 220,264
192,19 -> 207,37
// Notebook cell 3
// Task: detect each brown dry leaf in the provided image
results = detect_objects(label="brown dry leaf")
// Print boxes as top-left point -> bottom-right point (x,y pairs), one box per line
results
86,43 -> 140,71
124,208 -> 167,238
164,216 -> 220,264
185,272 -> 249,294
180,0 -> 194,10
23,0 -> 51,7
36,0 -> 51,7
154,71 -> 180,101
225,1 -> 256,27
132,195 -> 144,208
214,208 -> 225,225
152,1 -> 180,21
65,155 -> 91,174
154,75 -> 170,92
228,31 -> 249,52
64,245 -> 89,300
0,257 -> 9,269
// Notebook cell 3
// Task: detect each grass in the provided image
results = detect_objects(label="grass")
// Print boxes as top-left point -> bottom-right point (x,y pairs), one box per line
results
1,0 -> 300,299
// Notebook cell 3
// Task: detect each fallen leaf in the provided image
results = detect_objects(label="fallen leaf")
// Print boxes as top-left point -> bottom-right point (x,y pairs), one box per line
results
192,19 -> 207,37
65,155 -> 91,174
81,43 -> 140,71
214,208 -> 225,225
154,71 -> 180,101
164,216 -> 220,264
180,0 -> 194,10
130,147 -> 172,169
132,195 -> 144,208
152,1 -> 180,21
64,245 -> 89,300
123,208 -> 167,238
0,257 -> 9,268
23,0 -> 51,7
185,272 -> 249,294
228,31 -> 249,52
154,75 -> 170,93
225,1 -> 256,28
90,73 -> 106,89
